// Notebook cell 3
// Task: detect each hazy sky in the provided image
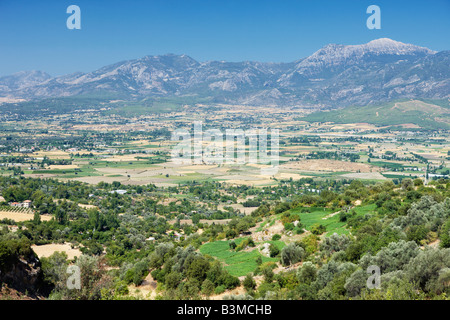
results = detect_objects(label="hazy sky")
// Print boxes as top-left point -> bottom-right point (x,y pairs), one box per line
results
1,0 -> 449,76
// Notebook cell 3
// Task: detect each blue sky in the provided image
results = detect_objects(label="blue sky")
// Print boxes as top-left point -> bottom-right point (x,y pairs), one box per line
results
0,0 -> 449,76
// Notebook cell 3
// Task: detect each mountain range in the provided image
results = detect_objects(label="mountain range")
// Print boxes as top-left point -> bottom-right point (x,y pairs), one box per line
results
1,38 -> 449,108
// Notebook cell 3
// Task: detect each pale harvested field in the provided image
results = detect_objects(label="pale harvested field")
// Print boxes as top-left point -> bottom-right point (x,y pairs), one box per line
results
0,210 -> 52,222
128,139 -> 151,145
48,164 -> 79,169
33,150 -> 70,159
94,167 -> 176,177
340,172 -> 386,180
23,173 -> 57,179
276,172 -> 304,180
73,160 -> 90,165
224,179 -> 275,186
81,161 -> 279,186
72,175 -> 175,187
104,155 -> 140,162
31,243 -> 81,260
72,123 -> 154,131
281,159 -> 382,173
216,174 -> 266,181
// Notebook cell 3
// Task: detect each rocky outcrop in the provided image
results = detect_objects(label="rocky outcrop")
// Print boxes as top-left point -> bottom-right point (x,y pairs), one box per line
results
0,246 -> 48,298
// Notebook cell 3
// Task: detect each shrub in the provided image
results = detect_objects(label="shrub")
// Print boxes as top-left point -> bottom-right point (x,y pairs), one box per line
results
214,285 -> 225,295
406,225 -> 429,244
243,273 -> 256,291
165,271 -> 182,290
235,238 -> 255,251
201,279 -> 215,296
262,266 -> 274,283
311,224 -> 326,235
439,219 -> 450,248
115,281 -> 129,296
220,273 -> 240,289
186,256 -> 210,282
269,243 -> 280,258
284,222 -> 294,231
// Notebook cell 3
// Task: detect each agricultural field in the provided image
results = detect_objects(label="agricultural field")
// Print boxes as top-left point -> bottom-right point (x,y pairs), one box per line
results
0,209 -> 52,222
2,101 -> 448,188
200,237 -> 282,277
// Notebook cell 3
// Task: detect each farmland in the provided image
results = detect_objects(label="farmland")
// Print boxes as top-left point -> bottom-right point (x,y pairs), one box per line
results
200,238 -> 281,277
2,101 -> 448,189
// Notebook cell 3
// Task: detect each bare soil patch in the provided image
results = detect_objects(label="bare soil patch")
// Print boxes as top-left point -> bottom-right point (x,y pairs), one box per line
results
31,243 -> 81,260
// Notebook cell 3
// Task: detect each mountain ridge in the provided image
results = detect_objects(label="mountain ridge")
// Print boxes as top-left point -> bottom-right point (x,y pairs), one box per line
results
1,38 -> 448,108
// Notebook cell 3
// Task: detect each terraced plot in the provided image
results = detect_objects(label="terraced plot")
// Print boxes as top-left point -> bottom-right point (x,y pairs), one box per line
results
200,237 -> 281,277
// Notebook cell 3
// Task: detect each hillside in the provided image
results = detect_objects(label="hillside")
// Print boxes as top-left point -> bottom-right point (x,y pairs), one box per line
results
302,99 -> 450,130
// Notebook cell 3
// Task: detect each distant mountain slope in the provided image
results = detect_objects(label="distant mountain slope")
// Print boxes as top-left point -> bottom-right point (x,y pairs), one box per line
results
302,99 -> 450,130
0,39 -> 448,108
0,70 -> 52,92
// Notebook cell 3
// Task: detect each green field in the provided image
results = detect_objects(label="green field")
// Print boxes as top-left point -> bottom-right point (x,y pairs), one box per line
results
288,207 -> 348,235
200,205 -> 379,277
289,204 -> 376,236
352,203 -> 376,215
200,237 -> 281,277
32,167 -> 101,178
369,161 -> 406,170
382,173 -> 418,179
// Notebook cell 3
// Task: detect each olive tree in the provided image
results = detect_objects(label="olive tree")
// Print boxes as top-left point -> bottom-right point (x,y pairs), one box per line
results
296,261 -> 317,284
280,243 -> 305,266
359,240 -> 419,273
405,248 -> 450,294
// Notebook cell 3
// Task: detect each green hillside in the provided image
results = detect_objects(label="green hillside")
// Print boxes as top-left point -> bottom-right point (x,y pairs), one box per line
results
303,99 -> 450,130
